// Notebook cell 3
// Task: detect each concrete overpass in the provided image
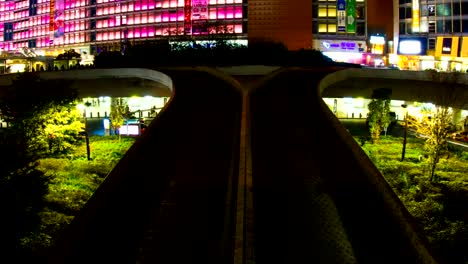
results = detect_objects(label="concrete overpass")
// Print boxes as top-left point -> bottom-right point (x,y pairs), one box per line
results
7,67 -> 463,263
1,67 -> 467,110
0,68 -> 173,98
319,68 -> 468,110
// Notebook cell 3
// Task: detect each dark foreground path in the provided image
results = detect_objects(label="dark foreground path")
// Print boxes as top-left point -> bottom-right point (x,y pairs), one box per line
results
249,68 -> 437,264
48,69 -> 242,264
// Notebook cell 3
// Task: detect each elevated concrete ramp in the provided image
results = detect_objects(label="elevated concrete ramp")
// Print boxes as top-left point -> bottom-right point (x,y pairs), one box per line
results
319,68 -> 468,109
0,68 -> 173,98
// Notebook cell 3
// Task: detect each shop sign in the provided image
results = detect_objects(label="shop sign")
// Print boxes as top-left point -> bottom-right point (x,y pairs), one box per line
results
346,0 -> 356,33
192,0 -> 207,20
442,38 -> 452,54
337,0 -> 346,32
321,40 -> 362,52
397,37 -> 427,55
370,36 -> 385,45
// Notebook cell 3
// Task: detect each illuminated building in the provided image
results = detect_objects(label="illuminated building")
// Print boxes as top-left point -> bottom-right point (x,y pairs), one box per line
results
312,0 -> 369,65
0,0 -> 246,71
395,0 -> 468,71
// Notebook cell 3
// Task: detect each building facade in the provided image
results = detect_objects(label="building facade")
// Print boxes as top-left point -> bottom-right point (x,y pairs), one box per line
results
395,0 -> 468,71
247,0 -> 313,50
0,0 -> 247,71
312,0 -> 370,65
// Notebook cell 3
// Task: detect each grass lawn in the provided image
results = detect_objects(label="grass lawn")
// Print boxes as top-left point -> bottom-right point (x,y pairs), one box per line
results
358,136 -> 468,264
18,135 -> 135,257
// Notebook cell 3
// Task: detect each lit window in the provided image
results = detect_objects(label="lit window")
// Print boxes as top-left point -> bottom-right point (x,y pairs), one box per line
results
210,8 -> 217,19
318,23 -> 327,32
328,5 -> 336,17
318,5 -> 327,17
328,23 -> 337,32
234,24 -> 242,33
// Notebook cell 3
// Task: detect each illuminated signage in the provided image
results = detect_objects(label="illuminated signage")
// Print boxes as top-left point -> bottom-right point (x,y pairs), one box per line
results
184,0 -> 192,34
49,0 -> 55,32
370,36 -> 385,45
54,0 -> 64,38
119,125 -> 140,136
192,0 -> 208,20
412,0 -> 420,32
321,40 -> 362,52
442,38 -> 452,54
398,38 -> 427,55
346,0 -> 356,33
337,0 -> 346,32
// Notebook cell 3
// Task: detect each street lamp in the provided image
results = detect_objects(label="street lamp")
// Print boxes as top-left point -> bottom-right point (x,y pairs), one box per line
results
401,104 -> 408,162
77,103 -> 91,161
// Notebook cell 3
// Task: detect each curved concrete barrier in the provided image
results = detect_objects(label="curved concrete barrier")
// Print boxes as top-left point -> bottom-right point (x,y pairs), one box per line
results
0,68 -> 174,98
318,68 -> 468,110
47,67 -> 243,264
248,67 -> 438,264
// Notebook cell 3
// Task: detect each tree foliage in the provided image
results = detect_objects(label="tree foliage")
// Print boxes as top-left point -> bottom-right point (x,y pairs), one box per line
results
367,88 -> 392,143
93,39 -> 337,68
410,107 -> 455,182
0,73 -> 83,157
408,71 -> 467,181
110,98 -> 131,141
0,72 -> 82,259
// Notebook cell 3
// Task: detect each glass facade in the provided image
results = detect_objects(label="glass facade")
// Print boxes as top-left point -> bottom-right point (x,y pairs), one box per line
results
0,0 -> 245,52
399,0 -> 468,36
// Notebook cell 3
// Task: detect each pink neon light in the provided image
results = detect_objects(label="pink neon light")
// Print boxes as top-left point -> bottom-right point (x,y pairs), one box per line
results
156,1 -> 162,8
170,13 -> 177,22
209,0 -> 216,4
235,24 -> 242,33
218,9 -> 225,19
135,3 -> 141,11
155,14 -> 161,22
162,0 -> 169,8
209,9 -> 216,19
162,13 -> 169,22
142,15 -> 148,23
226,7 -> 234,19
235,7 -> 242,18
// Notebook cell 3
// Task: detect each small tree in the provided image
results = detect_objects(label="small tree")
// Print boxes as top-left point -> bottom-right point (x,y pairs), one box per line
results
410,70 -> 467,181
110,98 -> 130,141
367,88 -> 392,143
410,107 -> 454,181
